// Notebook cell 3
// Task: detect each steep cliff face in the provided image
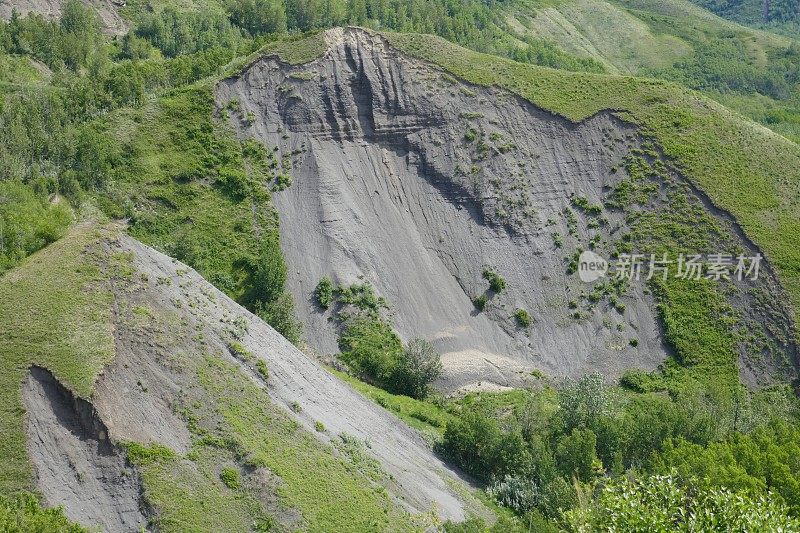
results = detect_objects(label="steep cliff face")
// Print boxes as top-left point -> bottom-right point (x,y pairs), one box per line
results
217,28 -> 668,389
217,28 -> 798,391
22,366 -> 149,531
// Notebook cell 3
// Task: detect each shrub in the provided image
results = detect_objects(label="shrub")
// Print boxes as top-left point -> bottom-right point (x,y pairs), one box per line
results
251,235 -> 287,305
228,342 -> 252,361
473,294 -> 488,311
388,338 -> 443,399
314,277 -> 334,309
487,474 -> 539,513
273,173 -> 292,191
220,467 -> 240,489
571,196 -> 602,215
441,409 -> 503,482
338,316 -> 403,384
563,472 -> 800,531
558,373 -> 610,432
334,283 -> 388,314
514,308 -> 532,327
555,428 -> 599,482
255,292 -> 302,345
482,268 -> 506,293
315,421 -> 325,432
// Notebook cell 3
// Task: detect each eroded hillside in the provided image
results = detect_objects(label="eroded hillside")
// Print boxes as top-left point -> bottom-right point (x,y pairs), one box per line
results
2,223 -> 487,531
217,28 -> 798,391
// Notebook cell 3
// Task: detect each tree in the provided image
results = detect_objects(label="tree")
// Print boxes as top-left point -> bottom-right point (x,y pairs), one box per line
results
558,373 -> 610,432
388,338 -> 442,398
251,235 -> 287,305
564,471 -> 800,531
555,428 -> 600,483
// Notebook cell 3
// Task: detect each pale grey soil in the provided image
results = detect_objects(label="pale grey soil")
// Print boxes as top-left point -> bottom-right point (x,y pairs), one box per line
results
115,234 -> 475,521
23,231 -> 483,528
217,28 -> 668,390
22,366 -> 148,532
217,27 -> 798,390
0,0 -> 128,35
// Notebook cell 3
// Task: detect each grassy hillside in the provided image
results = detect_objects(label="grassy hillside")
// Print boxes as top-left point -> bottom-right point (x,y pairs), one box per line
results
0,221 -> 116,494
0,220 -> 433,531
501,0 -> 800,142
688,0 -> 800,39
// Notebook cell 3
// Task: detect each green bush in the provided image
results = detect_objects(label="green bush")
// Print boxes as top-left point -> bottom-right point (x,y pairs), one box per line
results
388,338 -> 443,399
228,342 -> 252,361
338,316 -> 403,384
555,428 -> 599,482
256,359 -> 269,379
473,294 -> 488,311
334,283 -> 388,314
482,268 -> 506,293
314,277 -> 334,309
220,467 -> 240,490
251,236 -> 287,305
255,292 -> 301,345
514,309 -> 532,328
564,471 -> 800,531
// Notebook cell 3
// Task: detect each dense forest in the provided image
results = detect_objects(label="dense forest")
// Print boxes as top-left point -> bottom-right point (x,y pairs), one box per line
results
694,0 -> 799,24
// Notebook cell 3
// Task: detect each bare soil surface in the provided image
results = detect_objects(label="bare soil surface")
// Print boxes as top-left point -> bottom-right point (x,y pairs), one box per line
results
217,28 -> 668,390
22,366 -> 149,531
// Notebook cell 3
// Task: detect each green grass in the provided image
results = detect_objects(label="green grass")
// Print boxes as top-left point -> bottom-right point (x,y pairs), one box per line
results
0,222 -> 115,494
128,443 -> 268,532
0,492 -> 85,532
195,356 -> 417,532
99,84 -> 278,303
506,0 -> 693,74
384,31 -> 800,334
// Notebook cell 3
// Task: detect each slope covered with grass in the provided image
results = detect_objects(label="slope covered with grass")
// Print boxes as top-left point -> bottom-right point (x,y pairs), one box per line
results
0,221 -> 115,494
501,0 -> 800,142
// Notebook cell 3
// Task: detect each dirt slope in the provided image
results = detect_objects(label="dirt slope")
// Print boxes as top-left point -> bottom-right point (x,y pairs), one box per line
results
216,28 -> 670,390
19,228 -> 480,527
22,366 -> 148,531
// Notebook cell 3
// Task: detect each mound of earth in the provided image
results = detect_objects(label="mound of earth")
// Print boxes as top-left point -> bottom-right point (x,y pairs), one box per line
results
11,224 -> 486,530
217,27 -> 797,391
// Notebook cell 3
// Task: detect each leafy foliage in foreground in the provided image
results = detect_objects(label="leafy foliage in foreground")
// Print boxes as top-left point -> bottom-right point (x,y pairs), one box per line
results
565,471 -> 800,531
435,375 -> 800,528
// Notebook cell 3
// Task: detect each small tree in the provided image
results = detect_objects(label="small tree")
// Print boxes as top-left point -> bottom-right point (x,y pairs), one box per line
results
389,338 -> 443,399
314,276 -> 334,309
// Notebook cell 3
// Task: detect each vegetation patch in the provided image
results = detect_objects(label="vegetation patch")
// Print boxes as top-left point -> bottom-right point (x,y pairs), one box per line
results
0,223 -> 115,493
